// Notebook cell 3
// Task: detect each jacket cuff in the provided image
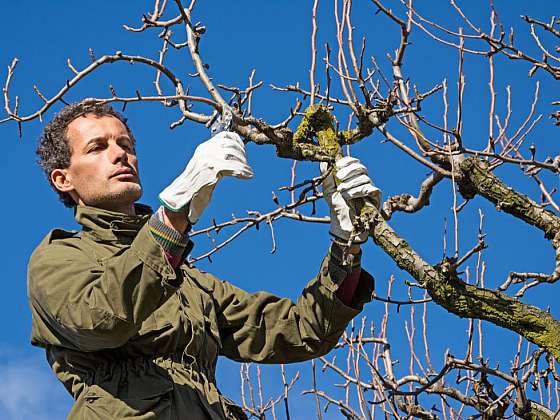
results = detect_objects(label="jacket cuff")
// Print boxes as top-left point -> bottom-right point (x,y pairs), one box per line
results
319,246 -> 374,311
148,207 -> 192,269
329,241 -> 362,271
350,269 -> 375,309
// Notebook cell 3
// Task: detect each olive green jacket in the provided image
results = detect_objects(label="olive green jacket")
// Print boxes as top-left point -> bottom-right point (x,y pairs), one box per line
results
28,205 -> 374,419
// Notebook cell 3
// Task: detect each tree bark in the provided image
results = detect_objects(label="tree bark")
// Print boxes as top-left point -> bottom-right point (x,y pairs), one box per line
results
364,202 -> 560,359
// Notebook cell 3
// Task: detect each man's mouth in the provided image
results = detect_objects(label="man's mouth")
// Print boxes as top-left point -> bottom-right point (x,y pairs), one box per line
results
110,167 -> 137,180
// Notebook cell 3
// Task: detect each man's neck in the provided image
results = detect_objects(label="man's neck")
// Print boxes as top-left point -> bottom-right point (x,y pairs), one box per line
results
78,200 -> 136,215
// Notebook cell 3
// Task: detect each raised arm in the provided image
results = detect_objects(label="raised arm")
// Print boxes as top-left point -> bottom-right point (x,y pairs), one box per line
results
185,245 -> 374,364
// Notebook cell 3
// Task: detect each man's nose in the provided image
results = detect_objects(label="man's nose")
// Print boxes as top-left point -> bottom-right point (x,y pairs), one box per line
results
109,142 -> 129,164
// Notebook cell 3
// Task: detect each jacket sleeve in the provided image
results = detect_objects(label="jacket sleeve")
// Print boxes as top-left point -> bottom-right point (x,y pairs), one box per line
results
28,224 -> 181,352
187,247 -> 374,364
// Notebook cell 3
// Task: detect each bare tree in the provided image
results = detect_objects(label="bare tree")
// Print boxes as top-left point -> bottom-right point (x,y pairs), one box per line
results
3,1 -> 560,418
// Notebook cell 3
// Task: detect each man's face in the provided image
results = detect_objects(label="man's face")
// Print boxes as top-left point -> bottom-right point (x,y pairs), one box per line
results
55,114 -> 142,213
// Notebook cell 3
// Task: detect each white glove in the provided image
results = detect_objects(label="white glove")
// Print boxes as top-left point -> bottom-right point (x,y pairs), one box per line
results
321,156 -> 382,243
159,131 -> 254,224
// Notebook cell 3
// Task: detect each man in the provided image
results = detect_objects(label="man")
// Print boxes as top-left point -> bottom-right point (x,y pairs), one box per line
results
28,101 -> 381,419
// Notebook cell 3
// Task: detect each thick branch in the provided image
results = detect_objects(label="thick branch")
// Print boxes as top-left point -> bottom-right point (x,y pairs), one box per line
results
361,205 -> 560,359
458,157 -> 560,239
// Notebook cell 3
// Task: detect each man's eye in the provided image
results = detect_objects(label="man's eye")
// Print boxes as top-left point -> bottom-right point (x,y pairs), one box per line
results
88,144 -> 104,153
120,141 -> 134,152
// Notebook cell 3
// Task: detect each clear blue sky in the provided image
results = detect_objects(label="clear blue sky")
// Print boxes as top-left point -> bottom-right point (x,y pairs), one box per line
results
0,1 -> 557,418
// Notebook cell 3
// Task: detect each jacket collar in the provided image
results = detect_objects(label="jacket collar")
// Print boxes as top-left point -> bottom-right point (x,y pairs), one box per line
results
75,203 -> 153,242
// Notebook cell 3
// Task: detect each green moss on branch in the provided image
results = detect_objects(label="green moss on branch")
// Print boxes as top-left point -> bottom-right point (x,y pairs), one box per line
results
426,269 -> 560,358
293,104 -> 342,159
364,205 -> 560,359
253,104 -> 378,162
459,157 -> 560,239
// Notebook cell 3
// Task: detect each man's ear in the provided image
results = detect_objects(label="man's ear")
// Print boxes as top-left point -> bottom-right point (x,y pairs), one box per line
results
51,169 -> 79,204
50,168 -> 74,193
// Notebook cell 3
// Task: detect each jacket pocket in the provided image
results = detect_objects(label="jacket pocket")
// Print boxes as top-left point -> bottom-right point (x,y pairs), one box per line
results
79,380 -> 173,420
137,295 -> 177,336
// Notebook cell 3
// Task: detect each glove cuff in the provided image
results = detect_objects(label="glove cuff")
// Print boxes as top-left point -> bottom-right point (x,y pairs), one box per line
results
330,231 -> 368,245
329,226 -> 350,242
159,194 -> 202,225
159,192 -> 187,212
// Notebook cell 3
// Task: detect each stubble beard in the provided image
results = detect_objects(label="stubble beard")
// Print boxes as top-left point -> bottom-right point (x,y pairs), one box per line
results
86,182 -> 143,213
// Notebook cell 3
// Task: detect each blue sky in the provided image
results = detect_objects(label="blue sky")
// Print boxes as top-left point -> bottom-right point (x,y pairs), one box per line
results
0,1 -> 558,418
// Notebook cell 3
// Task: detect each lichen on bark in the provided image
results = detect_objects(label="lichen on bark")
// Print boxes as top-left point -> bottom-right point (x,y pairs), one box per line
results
362,204 -> 560,360
425,268 -> 560,358
459,157 -> 560,239
293,104 -> 342,159
269,104 -> 377,162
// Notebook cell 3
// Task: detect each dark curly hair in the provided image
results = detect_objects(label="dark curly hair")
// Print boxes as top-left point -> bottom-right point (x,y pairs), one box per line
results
37,100 -> 135,207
